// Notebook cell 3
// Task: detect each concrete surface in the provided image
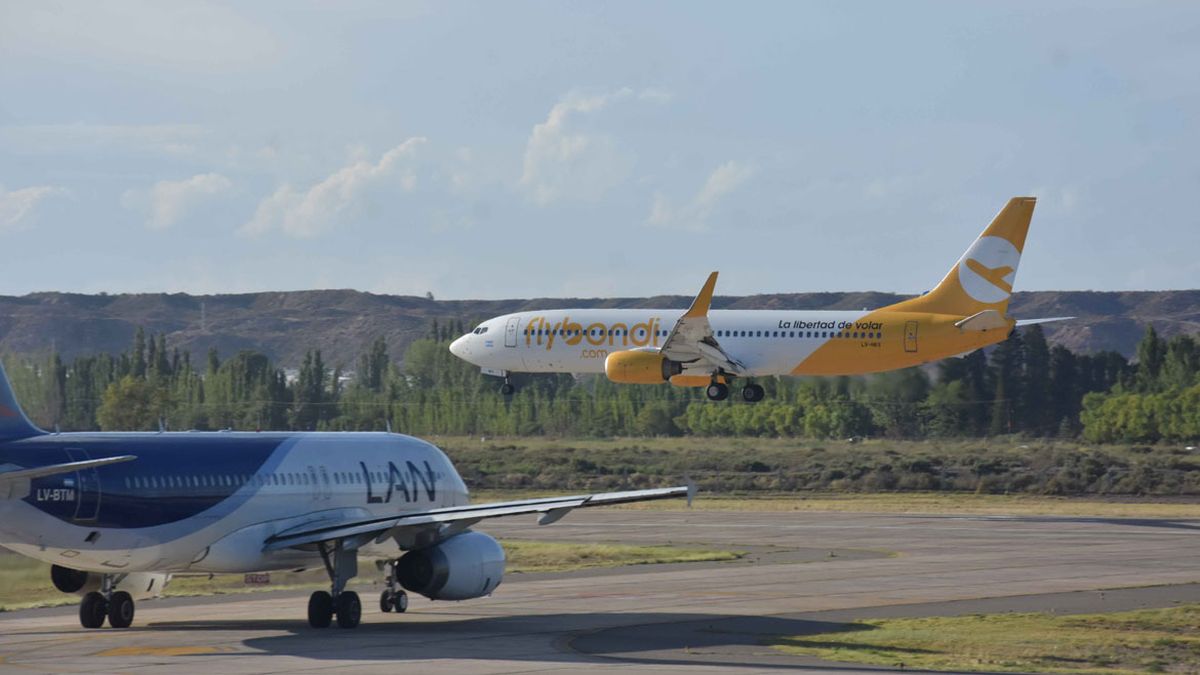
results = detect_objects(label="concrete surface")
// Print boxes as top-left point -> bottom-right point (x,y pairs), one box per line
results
2,510 -> 1199,674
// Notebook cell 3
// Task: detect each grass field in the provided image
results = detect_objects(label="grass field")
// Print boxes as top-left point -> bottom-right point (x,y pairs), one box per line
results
438,435 -> 1200,498
770,604 -> 1200,673
471,489 -> 1200,519
0,540 -> 739,612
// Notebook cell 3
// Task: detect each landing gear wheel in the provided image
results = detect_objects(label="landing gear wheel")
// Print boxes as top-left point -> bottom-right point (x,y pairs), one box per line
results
379,590 -> 393,613
499,382 -> 515,396
80,591 -> 107,629
307,590 -> 333,628
742,384 -> 765,402
394,590 -> 408,613
705,382 -> 729,401
107,591 -> 135,628
336,591 -> 362,629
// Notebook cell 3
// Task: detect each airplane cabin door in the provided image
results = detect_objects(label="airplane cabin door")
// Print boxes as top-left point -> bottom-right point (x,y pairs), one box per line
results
504,317 -> 520,348
904,321 -> 919,353
64,448 -> 101,521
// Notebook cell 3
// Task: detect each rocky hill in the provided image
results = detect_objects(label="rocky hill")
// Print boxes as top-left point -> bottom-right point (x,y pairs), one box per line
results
0,289 -> 1196,368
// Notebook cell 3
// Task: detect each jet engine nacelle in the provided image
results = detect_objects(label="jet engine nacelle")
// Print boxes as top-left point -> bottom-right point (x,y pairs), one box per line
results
50,564 -> 169,600
395,531 -> 504,601
604,349 -> 682,384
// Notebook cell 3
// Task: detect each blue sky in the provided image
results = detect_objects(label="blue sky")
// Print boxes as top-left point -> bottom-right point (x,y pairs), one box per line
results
1,1 -> 1197,298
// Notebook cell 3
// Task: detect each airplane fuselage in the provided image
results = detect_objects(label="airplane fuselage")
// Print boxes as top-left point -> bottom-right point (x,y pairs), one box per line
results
451,308 -> 1006,378
0,432 -> 467,574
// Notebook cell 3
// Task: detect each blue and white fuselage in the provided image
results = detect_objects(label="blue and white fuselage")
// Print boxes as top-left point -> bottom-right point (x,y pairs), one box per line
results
0,431 -> 466,574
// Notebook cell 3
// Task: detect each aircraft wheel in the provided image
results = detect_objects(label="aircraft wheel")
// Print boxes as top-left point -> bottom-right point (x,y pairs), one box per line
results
499,382 -> 515,396
336,591 -> 362,629
705,383 -> 729,401
307,590 -> 333,628
394,590 -> 408,613
107,591 -> 135,628
742,384 -> 765,402
379,590 -> 393,613
79,591 -> 107,629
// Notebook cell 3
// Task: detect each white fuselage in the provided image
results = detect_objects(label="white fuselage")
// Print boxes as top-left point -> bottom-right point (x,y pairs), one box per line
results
450,308 -> 880,377
0,432 -> 468,575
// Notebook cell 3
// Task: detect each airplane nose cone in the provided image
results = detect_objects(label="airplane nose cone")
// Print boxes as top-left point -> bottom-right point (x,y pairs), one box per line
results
449,335 -> 469,359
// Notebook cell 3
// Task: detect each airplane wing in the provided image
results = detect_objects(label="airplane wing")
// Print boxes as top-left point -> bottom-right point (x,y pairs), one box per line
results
658,272 -> 744,375
1015,317 -> 1075,327
263,485 -> 692,551
0,455 -> 137,500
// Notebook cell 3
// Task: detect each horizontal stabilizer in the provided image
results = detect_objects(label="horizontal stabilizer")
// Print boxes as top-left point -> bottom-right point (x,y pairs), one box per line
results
954,309 -> 1010,332
1015,317 -> 1075,327
0,455 -> 137,500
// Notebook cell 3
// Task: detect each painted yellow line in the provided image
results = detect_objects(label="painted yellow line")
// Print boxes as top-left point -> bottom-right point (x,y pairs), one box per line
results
98,645 -> 234,657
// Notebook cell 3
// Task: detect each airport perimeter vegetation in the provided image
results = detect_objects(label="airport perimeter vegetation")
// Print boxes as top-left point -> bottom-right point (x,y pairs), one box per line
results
1,321 -> 1197,500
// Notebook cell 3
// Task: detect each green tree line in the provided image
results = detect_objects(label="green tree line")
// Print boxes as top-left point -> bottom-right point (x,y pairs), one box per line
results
1,324 -> 1195,441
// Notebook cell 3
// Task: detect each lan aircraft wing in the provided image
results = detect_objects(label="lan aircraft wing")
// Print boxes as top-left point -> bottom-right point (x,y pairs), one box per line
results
264,485 -> 693,551
658,272 -> 744,375
0,455 -> 137,500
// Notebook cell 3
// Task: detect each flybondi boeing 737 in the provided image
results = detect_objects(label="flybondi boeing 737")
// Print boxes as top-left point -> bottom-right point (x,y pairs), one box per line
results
451,197 -> 1069,401
0,369 -> 690,630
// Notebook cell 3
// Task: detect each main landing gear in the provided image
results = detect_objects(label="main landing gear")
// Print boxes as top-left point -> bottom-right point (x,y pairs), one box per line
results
78,574 -> 135,629
309,540 -> 363,629
705,379 -> 766,403
379,560 -> 409,614
741,383 -> 765,403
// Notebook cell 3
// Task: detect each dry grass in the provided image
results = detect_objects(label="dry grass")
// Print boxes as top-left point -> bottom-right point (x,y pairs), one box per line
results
770,604 -> 1200,674
471,489 -> 1200,518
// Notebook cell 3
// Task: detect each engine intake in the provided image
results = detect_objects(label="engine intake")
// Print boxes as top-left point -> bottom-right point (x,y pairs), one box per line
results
50,565 -> 169,599
51,564 -> 89,593
396,531 -> 505,601
604,350 -> 682,384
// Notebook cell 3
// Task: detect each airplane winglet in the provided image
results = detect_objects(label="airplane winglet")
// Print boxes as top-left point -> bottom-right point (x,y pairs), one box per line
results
683,272 -> 719,319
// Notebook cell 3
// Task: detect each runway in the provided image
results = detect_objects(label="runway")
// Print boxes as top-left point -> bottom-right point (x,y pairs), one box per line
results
2,509 -> 1200,673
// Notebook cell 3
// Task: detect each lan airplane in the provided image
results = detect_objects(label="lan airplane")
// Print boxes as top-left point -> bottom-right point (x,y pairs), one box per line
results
451,197 -> 1067,401
0,368 -> 689,630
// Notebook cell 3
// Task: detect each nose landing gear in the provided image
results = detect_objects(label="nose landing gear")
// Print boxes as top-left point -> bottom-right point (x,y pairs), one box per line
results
379,560 -> 409,613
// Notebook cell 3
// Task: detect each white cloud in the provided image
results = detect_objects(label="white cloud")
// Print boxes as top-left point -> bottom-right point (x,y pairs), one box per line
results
0,185 -> 68,232
519,88 -> 666,205
240,138 -> 426,238
646,161 -> 755,231
122,173 -> 233,230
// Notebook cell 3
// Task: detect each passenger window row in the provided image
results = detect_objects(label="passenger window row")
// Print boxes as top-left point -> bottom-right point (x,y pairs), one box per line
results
122,469 -> 388,491
714,330 -> 883,340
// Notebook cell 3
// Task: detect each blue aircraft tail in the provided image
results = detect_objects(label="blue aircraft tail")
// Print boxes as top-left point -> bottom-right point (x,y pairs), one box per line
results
0,362 -> 46,441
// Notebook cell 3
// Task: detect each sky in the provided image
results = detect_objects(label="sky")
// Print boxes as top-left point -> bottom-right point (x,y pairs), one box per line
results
1,1 -> 1197,299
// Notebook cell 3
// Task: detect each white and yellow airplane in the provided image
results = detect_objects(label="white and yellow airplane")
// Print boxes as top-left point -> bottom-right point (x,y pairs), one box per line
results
450,197 -> 1067,402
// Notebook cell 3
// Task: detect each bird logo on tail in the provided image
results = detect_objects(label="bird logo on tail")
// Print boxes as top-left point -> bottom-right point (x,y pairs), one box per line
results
957,235 -> 1021,304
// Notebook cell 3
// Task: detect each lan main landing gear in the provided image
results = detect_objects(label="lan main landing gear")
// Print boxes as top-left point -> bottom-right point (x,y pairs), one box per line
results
308,540 -> 362,629
379,560 -> 409,613
78,574 -> 135,629
741,383 -> 765,403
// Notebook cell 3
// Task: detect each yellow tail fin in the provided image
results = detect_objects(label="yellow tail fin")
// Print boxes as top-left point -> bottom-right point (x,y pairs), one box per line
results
884,197 -> 1036,317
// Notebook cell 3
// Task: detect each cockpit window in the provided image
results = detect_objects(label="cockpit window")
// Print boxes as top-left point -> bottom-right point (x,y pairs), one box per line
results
471,325 -> 489,335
